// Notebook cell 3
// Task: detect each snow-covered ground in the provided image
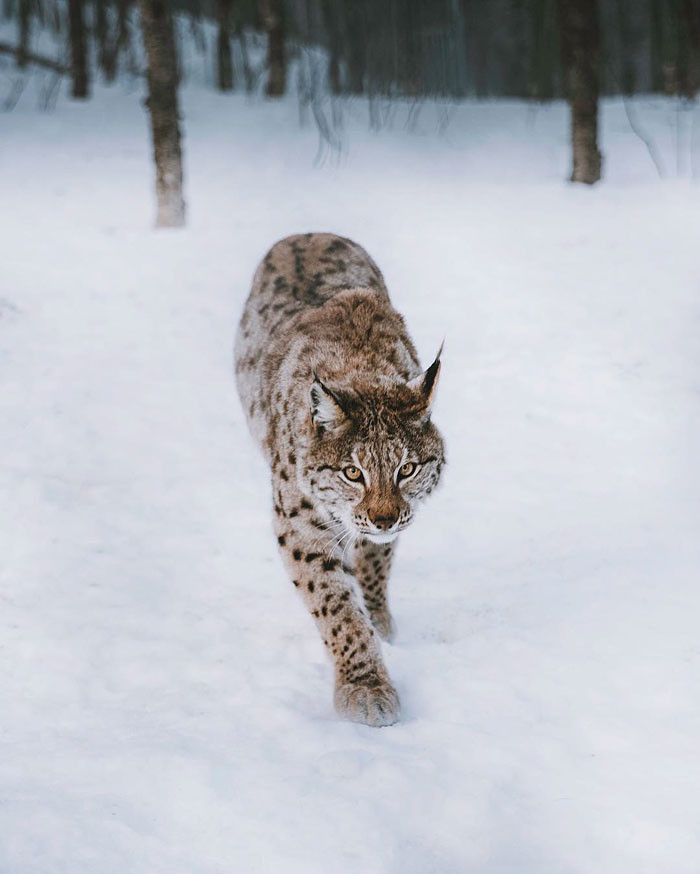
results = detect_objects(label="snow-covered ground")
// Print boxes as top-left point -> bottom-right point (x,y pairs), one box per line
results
1,78 -> 699,874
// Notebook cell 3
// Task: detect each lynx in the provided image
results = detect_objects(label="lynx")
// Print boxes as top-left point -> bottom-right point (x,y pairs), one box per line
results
235,233 -> 445,726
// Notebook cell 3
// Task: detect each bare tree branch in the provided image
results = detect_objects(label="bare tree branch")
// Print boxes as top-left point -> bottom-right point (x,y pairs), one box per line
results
606,60 -> 665,179
620,96 -> 666,179
0,41 -> 67,74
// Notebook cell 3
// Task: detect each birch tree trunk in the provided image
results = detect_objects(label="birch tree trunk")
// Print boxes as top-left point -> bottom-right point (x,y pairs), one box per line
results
138,0 -> 186,227
68,0 -> 89,98
557,0 -> 602,184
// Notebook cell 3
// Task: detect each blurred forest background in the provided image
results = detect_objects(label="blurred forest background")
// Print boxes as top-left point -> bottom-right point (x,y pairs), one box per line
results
3,4 -> 700,870
4,0 -> 700,99
2,0 -> 699,219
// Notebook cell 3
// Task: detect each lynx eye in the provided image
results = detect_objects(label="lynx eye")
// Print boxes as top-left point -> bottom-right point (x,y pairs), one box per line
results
398,461 -> 417,480
343,465 -> 364,483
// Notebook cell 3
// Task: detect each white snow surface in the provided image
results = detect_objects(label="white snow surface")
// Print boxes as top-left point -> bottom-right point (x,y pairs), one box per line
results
1,82 -> 699,874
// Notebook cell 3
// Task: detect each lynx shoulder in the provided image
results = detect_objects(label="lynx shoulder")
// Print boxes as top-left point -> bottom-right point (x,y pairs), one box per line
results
235,233 -> 445,726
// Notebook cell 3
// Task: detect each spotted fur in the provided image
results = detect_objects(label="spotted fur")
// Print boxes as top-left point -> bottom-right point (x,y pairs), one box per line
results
235,233 -> 445,726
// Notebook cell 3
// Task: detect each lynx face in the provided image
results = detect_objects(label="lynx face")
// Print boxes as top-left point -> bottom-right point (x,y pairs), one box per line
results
304,358 -> 445,544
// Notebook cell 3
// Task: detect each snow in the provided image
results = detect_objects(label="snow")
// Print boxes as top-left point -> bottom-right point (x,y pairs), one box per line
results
1,78 -> 699,874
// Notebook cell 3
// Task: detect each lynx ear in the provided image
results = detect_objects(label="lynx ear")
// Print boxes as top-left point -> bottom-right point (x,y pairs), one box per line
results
406,343 -> 442,414
310,374 -> 347,432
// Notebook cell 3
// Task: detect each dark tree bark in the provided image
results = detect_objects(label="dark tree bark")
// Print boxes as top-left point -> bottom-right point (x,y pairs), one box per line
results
259,0 -> 285,97
17,0 -> 31,69
94,0 -> 108,77
103,0 -> 131,83
650,0 -> 665,92
682,0 -> 700,97
399,0 -> 420,96
344,0 -> 366,95
138,0 -> 186,227
557,0 -> 602,184
321,0 -> 342,95
529,0 -> 559,99
656,0 -> 683,95
613,0 -> 636,94
216,0 -> 233,91
68,0 -> 89,98
460,0 -> 488,97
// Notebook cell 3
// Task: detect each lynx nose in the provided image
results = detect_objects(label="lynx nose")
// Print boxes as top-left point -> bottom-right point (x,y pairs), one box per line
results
368,509 -> 399,530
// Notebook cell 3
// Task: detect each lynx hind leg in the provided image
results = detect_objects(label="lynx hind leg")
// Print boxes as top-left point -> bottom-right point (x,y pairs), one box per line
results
355,538 -> 396,642
272,488 -> 399,727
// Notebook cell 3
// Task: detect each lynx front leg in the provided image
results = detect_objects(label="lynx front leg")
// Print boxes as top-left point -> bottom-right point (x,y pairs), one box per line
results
272,487 -> 399,727
355,538 -> 396,642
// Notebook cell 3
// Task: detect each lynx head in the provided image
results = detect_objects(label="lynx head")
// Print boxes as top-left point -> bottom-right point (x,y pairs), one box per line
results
304,352 -> 445,544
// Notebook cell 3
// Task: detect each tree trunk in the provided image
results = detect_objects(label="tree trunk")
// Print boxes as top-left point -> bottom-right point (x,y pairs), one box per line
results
682,0 -> 700,97
344,1 -> 366,95
613,0 -> 636,94
216,0 -> 233,91
557,0 -> 602,184
235,21 -> 254,93
94,0 -> 108,78
138,0 -> 186,227
650,0 -> 665,92
17,0 -> 31,69
399,0 -> 420,97
68,0 -> 89,98
104,0 -> 131,83
321,0 -> 342,95
529,0 -> 559,100
259,0 -> 285,97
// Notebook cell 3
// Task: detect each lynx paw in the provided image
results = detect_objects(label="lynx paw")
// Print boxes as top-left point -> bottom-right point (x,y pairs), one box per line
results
370,610 -> 396,642
334,676 -> 400,727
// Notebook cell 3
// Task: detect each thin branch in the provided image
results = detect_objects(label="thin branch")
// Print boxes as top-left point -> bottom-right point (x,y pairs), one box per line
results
3,75 -> 28,110
0,40 -> 67,74
620,95 -> 666,179
606,59 -> 665,179
41,69 -> 63,110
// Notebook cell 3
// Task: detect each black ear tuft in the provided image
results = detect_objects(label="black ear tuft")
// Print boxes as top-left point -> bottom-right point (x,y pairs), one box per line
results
406,343 -> 442,413
422,355 -> 441,400
310,376 -> 347,432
